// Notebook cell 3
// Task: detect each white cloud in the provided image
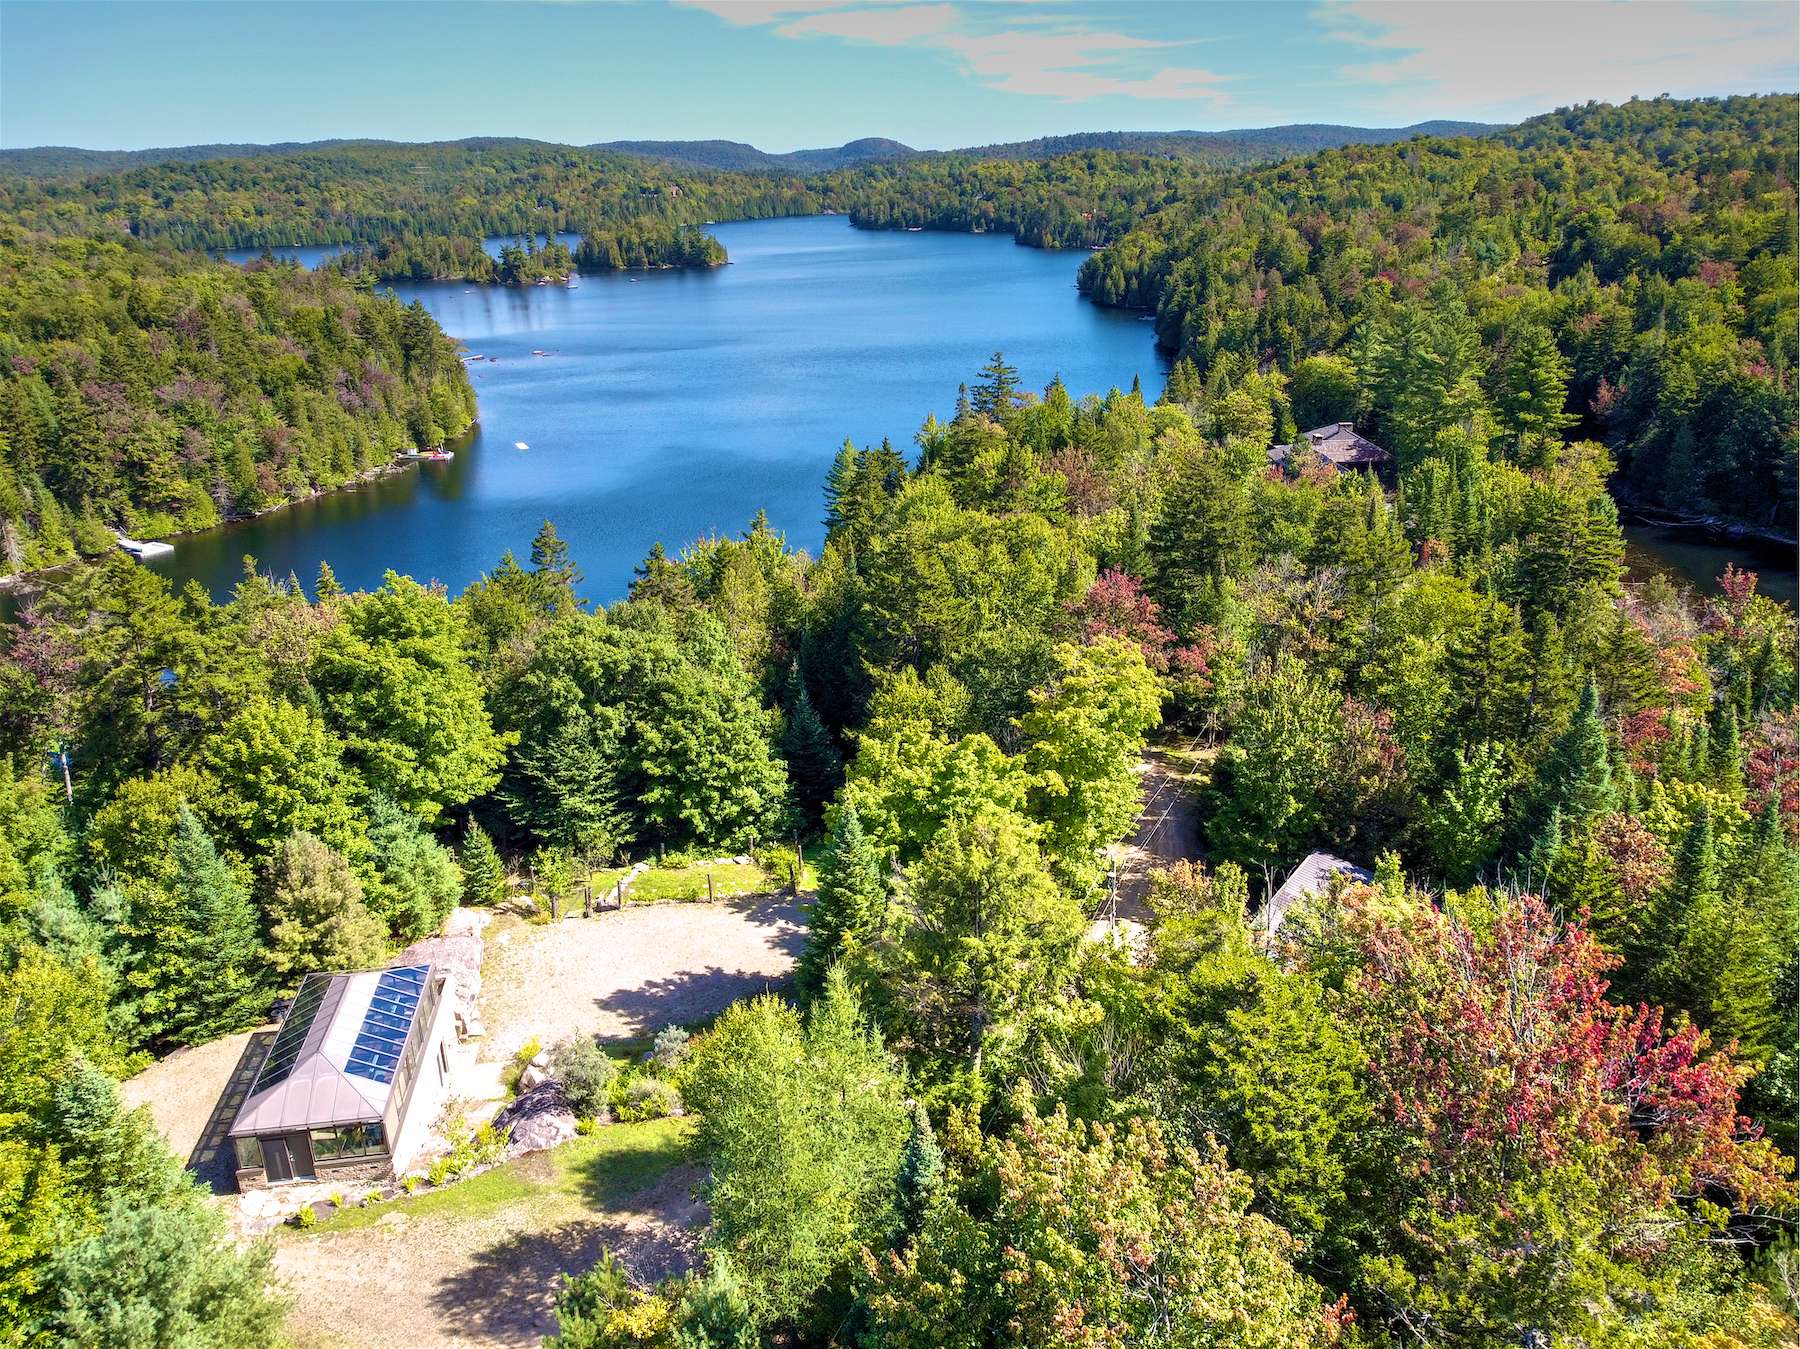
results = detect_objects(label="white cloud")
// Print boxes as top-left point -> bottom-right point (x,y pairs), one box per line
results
1321,0 -> 1798,119
680,1 -> 867,27
678,0 -> 1232,103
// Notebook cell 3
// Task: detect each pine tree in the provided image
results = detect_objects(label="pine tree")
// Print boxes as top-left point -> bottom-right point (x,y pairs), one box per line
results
1159,356 -> 1202,406
530,518 -> 582,599
894,1100 -> 944,1236
778,663 -> 843,825
164,805 -> 267,1044
1709,702 -> 1741,787
1529,681 -> 1615,835
971,352 -> 1021,420
823,440 -> 859,539
796,804 -> 885,1001
461,819 -> 507,905
266,831 -> 388,977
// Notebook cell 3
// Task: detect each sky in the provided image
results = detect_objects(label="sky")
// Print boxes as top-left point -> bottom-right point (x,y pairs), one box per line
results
1,0 -> 1795,152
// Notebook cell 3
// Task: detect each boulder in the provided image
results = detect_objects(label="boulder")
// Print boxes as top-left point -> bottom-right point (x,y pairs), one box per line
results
392,914 -> 486,1039
518,1063 -> 548,1091
494,1082 -> 578,1156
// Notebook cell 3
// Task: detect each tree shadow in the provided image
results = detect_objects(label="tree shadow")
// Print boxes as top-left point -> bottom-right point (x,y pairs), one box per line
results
431,1208 -> 704,1343
594,965 -> 797,1038
722,894 -> 809,937
186,1028 -> 275,1195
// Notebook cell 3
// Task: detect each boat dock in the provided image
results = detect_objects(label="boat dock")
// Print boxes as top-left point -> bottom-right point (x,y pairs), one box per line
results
116,534 -> 174,560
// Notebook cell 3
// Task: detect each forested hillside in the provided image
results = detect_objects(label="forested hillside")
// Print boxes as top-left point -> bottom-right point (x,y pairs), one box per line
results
2,353 -> 1794,1342
0,140 -> 816,250
0,228 -> 475,574
1077,95 -> 1799,530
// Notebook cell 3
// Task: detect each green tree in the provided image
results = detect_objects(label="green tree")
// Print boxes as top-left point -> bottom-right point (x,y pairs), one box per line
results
460,820 -> 507,906
265,831 -> 388,977
884,805 -> 1082,1085
1288,353 -> 1362,430
862,1092 -> 1335,1349
48,1199 -> 286,1348
200,696 -> 366,865
777,663 -> 842,826
117,806 -> 267,1048
312,572 -> 509,821
682,971 -> 907,1328
1019,638 -> 1162,891
1421,741 -> 1509,885
795,803 -> 885,1002
970,351 -> 1022,420
360,794 -> 462,941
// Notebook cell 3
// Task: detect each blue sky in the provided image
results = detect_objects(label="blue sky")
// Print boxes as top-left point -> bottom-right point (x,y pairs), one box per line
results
2,0 -> 1794,151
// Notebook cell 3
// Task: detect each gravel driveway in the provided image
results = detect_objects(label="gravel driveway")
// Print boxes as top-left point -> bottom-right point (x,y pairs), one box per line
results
477,894 -> 806,1061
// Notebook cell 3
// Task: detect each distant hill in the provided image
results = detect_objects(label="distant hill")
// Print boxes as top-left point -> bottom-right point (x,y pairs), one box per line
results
954,121 -> 1503,162
592,136 -> 916,173
2,122 -> 1506,182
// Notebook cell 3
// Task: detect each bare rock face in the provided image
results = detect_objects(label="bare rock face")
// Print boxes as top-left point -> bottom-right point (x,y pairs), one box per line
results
493,1081 -> 578,1156
392,908 -> 487,1037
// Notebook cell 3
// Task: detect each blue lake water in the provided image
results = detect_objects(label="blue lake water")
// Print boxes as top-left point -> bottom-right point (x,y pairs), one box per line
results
154,216 -> 1166,602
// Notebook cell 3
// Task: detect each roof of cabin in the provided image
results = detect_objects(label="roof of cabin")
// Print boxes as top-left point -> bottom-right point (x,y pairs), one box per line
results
228,965 -> 434,1137
1269,422 -> 1392,469
1263,851 -> 1373,935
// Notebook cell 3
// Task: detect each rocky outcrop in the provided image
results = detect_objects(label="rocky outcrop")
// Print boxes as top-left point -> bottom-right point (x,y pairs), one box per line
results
392,907 -> 488,1038
493,1081 -> 578,1156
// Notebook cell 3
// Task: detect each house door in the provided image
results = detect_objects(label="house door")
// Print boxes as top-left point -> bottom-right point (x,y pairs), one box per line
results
261,1132 -> 316,1183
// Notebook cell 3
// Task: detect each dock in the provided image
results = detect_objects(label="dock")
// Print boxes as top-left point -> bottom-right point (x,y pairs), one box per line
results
116,535 -> 174,560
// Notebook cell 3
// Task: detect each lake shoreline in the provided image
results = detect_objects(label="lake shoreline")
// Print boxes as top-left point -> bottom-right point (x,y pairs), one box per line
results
0,430 -> 475,597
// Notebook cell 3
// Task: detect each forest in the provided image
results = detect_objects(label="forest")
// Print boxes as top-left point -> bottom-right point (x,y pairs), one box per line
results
0,227 -> 476,575
1078,95 -> 1799,532
1,341 -> 1795,1343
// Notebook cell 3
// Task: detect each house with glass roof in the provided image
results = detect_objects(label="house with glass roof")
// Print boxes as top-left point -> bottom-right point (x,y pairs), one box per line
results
228,963 -> 457,1189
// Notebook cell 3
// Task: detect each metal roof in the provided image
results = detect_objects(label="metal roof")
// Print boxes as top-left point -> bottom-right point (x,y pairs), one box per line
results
1263,852 -> 1372,935
228,965 -> 433,1137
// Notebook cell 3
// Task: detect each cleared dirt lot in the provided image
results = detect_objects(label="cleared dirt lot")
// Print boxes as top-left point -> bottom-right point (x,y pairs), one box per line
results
276,1119 -> 702,1349
477,894 -> 806,1059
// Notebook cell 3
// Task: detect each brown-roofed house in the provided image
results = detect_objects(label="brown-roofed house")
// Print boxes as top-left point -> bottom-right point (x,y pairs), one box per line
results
1268,422 -> 1392,473
227,963 -> 458,1189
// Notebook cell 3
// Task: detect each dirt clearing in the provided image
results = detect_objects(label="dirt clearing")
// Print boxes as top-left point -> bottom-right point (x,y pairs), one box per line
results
276,1117 -> 700,1349
477,894 -> 806,1060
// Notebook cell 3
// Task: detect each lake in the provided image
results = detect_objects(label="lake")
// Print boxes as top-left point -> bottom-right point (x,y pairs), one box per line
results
150,216 -> 1168,602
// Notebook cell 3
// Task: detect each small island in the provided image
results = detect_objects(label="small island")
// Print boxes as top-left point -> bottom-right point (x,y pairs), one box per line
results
325,222 -> 727,288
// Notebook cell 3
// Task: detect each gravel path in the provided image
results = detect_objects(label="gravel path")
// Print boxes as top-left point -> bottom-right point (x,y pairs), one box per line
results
477,895 -> 806,1061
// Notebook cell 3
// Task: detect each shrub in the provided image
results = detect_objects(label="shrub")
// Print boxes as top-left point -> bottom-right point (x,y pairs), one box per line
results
615,1075 -> 683,1123
505,1037 -> 542,1093
652,1024 -> 691,1070
549,1035 -> 618,1117
428,1157 -> 453,1187
402,1174 -> 422,1194
328,1191 -> 346,1209
293,1205 -> 316,1229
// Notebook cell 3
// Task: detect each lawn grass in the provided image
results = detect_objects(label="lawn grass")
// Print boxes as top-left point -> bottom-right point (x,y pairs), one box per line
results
625,860 -> 770,904
292,1116 -> 694,1236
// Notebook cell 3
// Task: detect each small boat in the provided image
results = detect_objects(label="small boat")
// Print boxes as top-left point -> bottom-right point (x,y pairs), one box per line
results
514,441 -> 529,450
531,349 -> 550,356
419,449 -> 455,463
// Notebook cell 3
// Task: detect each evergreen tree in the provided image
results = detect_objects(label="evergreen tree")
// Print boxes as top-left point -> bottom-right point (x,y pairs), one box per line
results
970,352 -> 1021,420
160,806 -> 268,1046
460,819 -> 507,906
265,831 -> 388,977
778,662 -> 843,826
1527,681 -> 1615,838
796,804 -> 885,1001
893,1100 -> 944,1237
529,518 -> 582,603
